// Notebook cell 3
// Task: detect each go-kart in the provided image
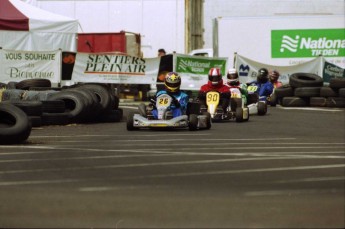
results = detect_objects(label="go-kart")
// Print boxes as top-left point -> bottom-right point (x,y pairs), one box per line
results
246,85 -> 268,115
127,93 -> 211,131
204,89 -> 249,122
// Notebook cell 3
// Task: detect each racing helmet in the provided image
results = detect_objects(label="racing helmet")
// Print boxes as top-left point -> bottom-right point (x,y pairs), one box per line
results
164,72 -> 181,92
257,68 -> 269,83
269,70 -> 280,83
227,68 -> 240,86
208,67 -> 222,85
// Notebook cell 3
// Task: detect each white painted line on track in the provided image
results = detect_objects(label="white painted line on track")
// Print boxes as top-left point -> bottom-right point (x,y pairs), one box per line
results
0,156 -> 344,175
0,164 -> 344,186
27,133 -> 212,138
244,189 -> 341,197
277,106 -> 344,112
275,176 -> 345,184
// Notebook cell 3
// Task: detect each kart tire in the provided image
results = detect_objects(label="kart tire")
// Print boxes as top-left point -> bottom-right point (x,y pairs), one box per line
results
0,103 -> 32,144
289,73 -> 323,88
281,97 -> 309,107
138,103 -> 147,117
202,112 -> 211,129
294,87 -> 321,97
16,79 -> 51,90
257,102 -> 267,116
188,114 -> 198,131
126,112 -> 138,131
235,107 -> 243,122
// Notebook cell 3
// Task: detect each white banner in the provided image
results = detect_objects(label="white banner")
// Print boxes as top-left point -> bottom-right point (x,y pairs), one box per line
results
71,52 -> 160,84
235,54 -> 324,84
0,49 -> 61,84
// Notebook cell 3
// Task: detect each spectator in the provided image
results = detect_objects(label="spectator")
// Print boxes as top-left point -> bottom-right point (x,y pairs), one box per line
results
158,49 -> 166,57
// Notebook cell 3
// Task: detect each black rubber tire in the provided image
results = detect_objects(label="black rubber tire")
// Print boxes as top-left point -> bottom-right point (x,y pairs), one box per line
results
41,113 -> 70,126
16,79 -> 51,90
289,73 -> 323,88
257,102 -> 267,116
326,97 -> 345,108
28,116 -> 42,127
98,109 -> 123,123
338,88 -> 345,98
41,100 -> 66,113
0,103 -> 32,144
329,78 -> 345,89
202,112 -> 211,129
126,112 -> 138,131
281,97 -> 309,107
294,87 -> 321,97
235,107 -> 243,122
188,114 -> 198,131
310,97 -> 327,107
274,85 -> 294,98
269,93 -> 278,106
320,86 -> 339,97
138,103 -> 147,117
2,100 -> 43,116
78,84 -> 112,112
48,91 -> 87,122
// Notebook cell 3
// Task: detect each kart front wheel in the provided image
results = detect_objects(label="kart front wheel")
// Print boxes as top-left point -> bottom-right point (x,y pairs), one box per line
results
257,102 -> 267,116
235,107 -> 243,122
126,113 -> 138,131
188,114 -> 198,131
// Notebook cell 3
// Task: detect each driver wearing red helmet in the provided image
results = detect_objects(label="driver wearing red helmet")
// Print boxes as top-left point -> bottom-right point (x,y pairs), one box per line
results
198,67 -> 230,113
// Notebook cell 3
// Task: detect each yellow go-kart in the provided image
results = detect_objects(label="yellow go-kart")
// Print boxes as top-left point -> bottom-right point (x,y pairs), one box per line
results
205,89 -> 249,122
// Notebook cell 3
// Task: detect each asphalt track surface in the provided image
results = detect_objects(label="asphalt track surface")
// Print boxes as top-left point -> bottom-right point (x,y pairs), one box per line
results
0,104 -> 344,228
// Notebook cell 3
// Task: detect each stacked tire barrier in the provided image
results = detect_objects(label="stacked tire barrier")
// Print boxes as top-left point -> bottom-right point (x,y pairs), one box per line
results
0,79 -> 123,144
273,73 -> 345,108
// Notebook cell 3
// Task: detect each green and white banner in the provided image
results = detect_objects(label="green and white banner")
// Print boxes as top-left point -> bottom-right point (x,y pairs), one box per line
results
271,28 -> 345,58
72,52 -> 160,84
0,49 -> 61,83
174,54 -> 228,90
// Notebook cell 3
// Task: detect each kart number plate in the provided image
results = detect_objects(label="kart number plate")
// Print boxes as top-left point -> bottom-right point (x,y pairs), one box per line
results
156,94 -> 172,108
247,85 -> 258,93
230,88 -> 241,98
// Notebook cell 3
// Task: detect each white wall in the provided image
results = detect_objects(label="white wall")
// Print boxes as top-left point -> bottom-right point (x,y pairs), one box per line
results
203,0 -> 345,49
34,0 -> 185,58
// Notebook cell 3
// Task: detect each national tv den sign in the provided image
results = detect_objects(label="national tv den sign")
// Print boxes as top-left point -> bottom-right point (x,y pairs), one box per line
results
271,29 -> 345,58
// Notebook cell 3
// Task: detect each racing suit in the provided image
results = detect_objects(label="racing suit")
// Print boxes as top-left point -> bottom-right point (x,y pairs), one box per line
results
247,80 -> 274,103
151,90 -> 189,119
198,80 -> 230,112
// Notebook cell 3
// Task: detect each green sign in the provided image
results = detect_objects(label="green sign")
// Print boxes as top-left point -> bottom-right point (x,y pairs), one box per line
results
271,29 -> 345,58
175,55 -> 227,75
323,61 -> 345,83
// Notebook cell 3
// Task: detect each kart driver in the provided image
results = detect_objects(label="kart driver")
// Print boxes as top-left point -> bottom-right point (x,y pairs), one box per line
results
247,68 -> 274,102
151,72 -> 189,118
226,68 -> 248,105
198,67 -> 230,113
269,69 -> 283,88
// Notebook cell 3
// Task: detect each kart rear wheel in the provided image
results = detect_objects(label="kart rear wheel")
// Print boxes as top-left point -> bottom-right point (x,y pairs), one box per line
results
126,112 -> 138,131
188,114 -> 198,131
202,112 -> 211,129
257,102 -> 267,116
235,107 -> 243,122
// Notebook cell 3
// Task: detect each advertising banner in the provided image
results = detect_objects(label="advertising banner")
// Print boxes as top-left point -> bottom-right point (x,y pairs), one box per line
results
0,49 -> 61,84
323,61 -> 345,83
71,52 -> 160,84
272,28 -> 345,58
235,53 -> 324,84
174,54 -> 228,90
